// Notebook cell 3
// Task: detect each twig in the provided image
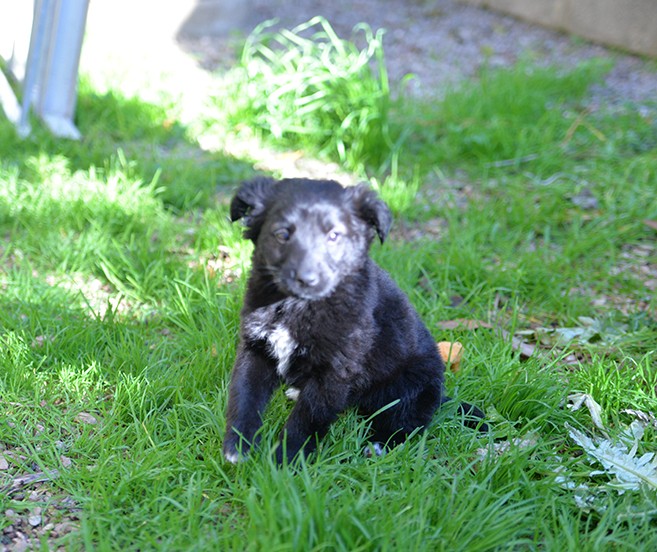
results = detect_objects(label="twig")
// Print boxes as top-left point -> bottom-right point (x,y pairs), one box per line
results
486,153 -> 539,168
1,469 -> 60,495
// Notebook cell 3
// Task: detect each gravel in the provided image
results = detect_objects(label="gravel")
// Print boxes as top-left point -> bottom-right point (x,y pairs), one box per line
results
180,0 -> 657,112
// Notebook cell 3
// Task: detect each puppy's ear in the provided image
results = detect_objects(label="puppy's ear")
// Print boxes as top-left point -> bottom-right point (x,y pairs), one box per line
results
230,176 -> 276,221
349,183 -> 393,243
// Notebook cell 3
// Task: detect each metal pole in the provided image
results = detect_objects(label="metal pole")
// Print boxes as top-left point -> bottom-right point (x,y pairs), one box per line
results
18,0 -> 53,137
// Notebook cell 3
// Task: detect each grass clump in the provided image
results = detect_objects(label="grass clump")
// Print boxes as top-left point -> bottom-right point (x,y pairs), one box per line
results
221,16 -> 398,173
409,60 -> 611,171
217,17 -> 614,182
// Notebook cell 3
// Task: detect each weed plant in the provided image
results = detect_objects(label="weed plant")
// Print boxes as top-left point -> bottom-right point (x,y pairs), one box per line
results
1,18 -> 657,551
220,16 -> 398,173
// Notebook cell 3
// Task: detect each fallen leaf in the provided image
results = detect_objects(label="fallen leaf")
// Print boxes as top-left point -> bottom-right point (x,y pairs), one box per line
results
570,188 -> 599,210
53,521 -> 77,536
561,354 -> 581,366
477,434 -> 539,459
0,454 -> 8,470
554,327 -> 590,343
644,220 -> 657,231
31,335 -> 55,348
449,295 -> 464,307
499,329 -> 536,359
510,334 -> 537,358
568,393 -> 605,430
1,470 -> 60,495
437,319 -> 492,331
567,423 -> 657,492
437,341 -> 464,372
621,409 -> 657,429
75,412 -> 98,425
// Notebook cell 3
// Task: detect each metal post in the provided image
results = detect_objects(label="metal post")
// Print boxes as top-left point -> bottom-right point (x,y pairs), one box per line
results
5,0 -> 89,139
18,0 -> 53,137
36,0 -> 90,139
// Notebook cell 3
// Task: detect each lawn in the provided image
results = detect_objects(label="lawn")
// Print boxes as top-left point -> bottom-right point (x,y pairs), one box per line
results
1,18 -> 657,551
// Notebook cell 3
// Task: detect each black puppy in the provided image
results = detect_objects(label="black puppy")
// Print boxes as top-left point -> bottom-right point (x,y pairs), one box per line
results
223,177 -> 484,464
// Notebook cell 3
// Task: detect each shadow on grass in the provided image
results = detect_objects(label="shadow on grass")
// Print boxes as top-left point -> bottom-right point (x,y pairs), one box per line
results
0,269 -> 237,412
0,80 -> 251,410
0,79 -> 257,211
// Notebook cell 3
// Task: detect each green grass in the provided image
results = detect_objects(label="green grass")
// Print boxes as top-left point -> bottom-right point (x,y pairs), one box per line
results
2,18 -> 657,550
217,17 -> 398,174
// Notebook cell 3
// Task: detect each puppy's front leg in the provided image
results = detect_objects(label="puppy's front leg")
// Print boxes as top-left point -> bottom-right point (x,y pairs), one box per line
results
224,345 -> 279,463
275,380 -> 347,464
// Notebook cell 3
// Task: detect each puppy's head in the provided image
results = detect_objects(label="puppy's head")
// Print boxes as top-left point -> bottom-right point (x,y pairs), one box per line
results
231,178 -> 392,300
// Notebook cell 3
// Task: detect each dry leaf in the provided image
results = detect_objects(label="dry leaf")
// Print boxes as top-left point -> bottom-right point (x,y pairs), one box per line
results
449,295 -> 464,307
437,341 -> 464,373
437,319 -> 538,359
643,220 -> 657,231
499,329 -> 536,359
31,335 -> 55,348
476,435 -> 539,459
75,412 -> 98,425
621,409 -> 657,429
568,393 -> 605,430
437,319 -> 492,331
1,470 -> 60,495
0,454 -> 8,470
570,188 -> 599,210
567,424 -> 657,492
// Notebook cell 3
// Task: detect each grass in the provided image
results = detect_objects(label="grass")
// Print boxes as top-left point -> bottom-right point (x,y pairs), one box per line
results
2,17 -> 657,550
218,17 -> 397,174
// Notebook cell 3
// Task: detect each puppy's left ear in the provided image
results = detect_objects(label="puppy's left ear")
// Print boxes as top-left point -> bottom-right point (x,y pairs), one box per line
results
349,183 -> 393,243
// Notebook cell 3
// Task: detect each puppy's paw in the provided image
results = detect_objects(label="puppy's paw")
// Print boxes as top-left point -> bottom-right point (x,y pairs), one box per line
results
285,387 -> 300,401
363,442 -> 386,458
223,436 -> 249,464
224,449 -> 244,464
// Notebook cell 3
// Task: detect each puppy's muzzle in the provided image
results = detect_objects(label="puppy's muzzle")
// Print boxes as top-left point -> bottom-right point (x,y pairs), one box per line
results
292,266 -> 320,288
280,258 -> 334,300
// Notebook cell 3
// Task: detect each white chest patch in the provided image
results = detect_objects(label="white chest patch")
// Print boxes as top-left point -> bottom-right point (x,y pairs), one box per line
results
243,305 -> 299,376
267,324 -> 297,376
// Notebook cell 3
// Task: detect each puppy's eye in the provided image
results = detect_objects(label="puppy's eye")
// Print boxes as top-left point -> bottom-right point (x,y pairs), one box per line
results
327,230 -> 341,242
273,228 -> 291,243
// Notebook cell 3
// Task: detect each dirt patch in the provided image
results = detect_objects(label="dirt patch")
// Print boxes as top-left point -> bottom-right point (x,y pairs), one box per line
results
1,443 -> 80,552
1,400 -> 101,551
181,0 -> 657,109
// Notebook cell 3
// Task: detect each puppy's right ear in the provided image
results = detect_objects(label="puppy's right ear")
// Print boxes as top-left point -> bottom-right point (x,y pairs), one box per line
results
230,177 -> 276,223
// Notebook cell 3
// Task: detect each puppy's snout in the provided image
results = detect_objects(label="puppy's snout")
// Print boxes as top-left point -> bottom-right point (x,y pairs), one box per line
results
293,267 -> 320,288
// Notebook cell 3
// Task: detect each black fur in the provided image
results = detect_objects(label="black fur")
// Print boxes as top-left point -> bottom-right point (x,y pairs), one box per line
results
223,177 -> 485,464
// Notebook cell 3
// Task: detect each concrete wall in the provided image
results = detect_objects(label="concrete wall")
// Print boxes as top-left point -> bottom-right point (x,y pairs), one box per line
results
460,0 -> 657,57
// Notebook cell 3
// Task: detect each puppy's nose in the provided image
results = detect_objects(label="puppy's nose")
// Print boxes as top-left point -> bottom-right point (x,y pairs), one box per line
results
295,268 -> 319,288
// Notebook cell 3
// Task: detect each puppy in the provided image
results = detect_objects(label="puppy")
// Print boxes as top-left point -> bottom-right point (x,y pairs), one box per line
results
223,177 -> 484,464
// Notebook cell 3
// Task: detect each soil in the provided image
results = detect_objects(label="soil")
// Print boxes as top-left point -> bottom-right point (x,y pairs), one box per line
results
179,0 -> 657,111
174,0 -> 656,180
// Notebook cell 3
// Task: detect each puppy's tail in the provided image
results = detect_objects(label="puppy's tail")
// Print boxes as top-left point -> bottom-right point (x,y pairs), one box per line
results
441,396 -> 489,432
